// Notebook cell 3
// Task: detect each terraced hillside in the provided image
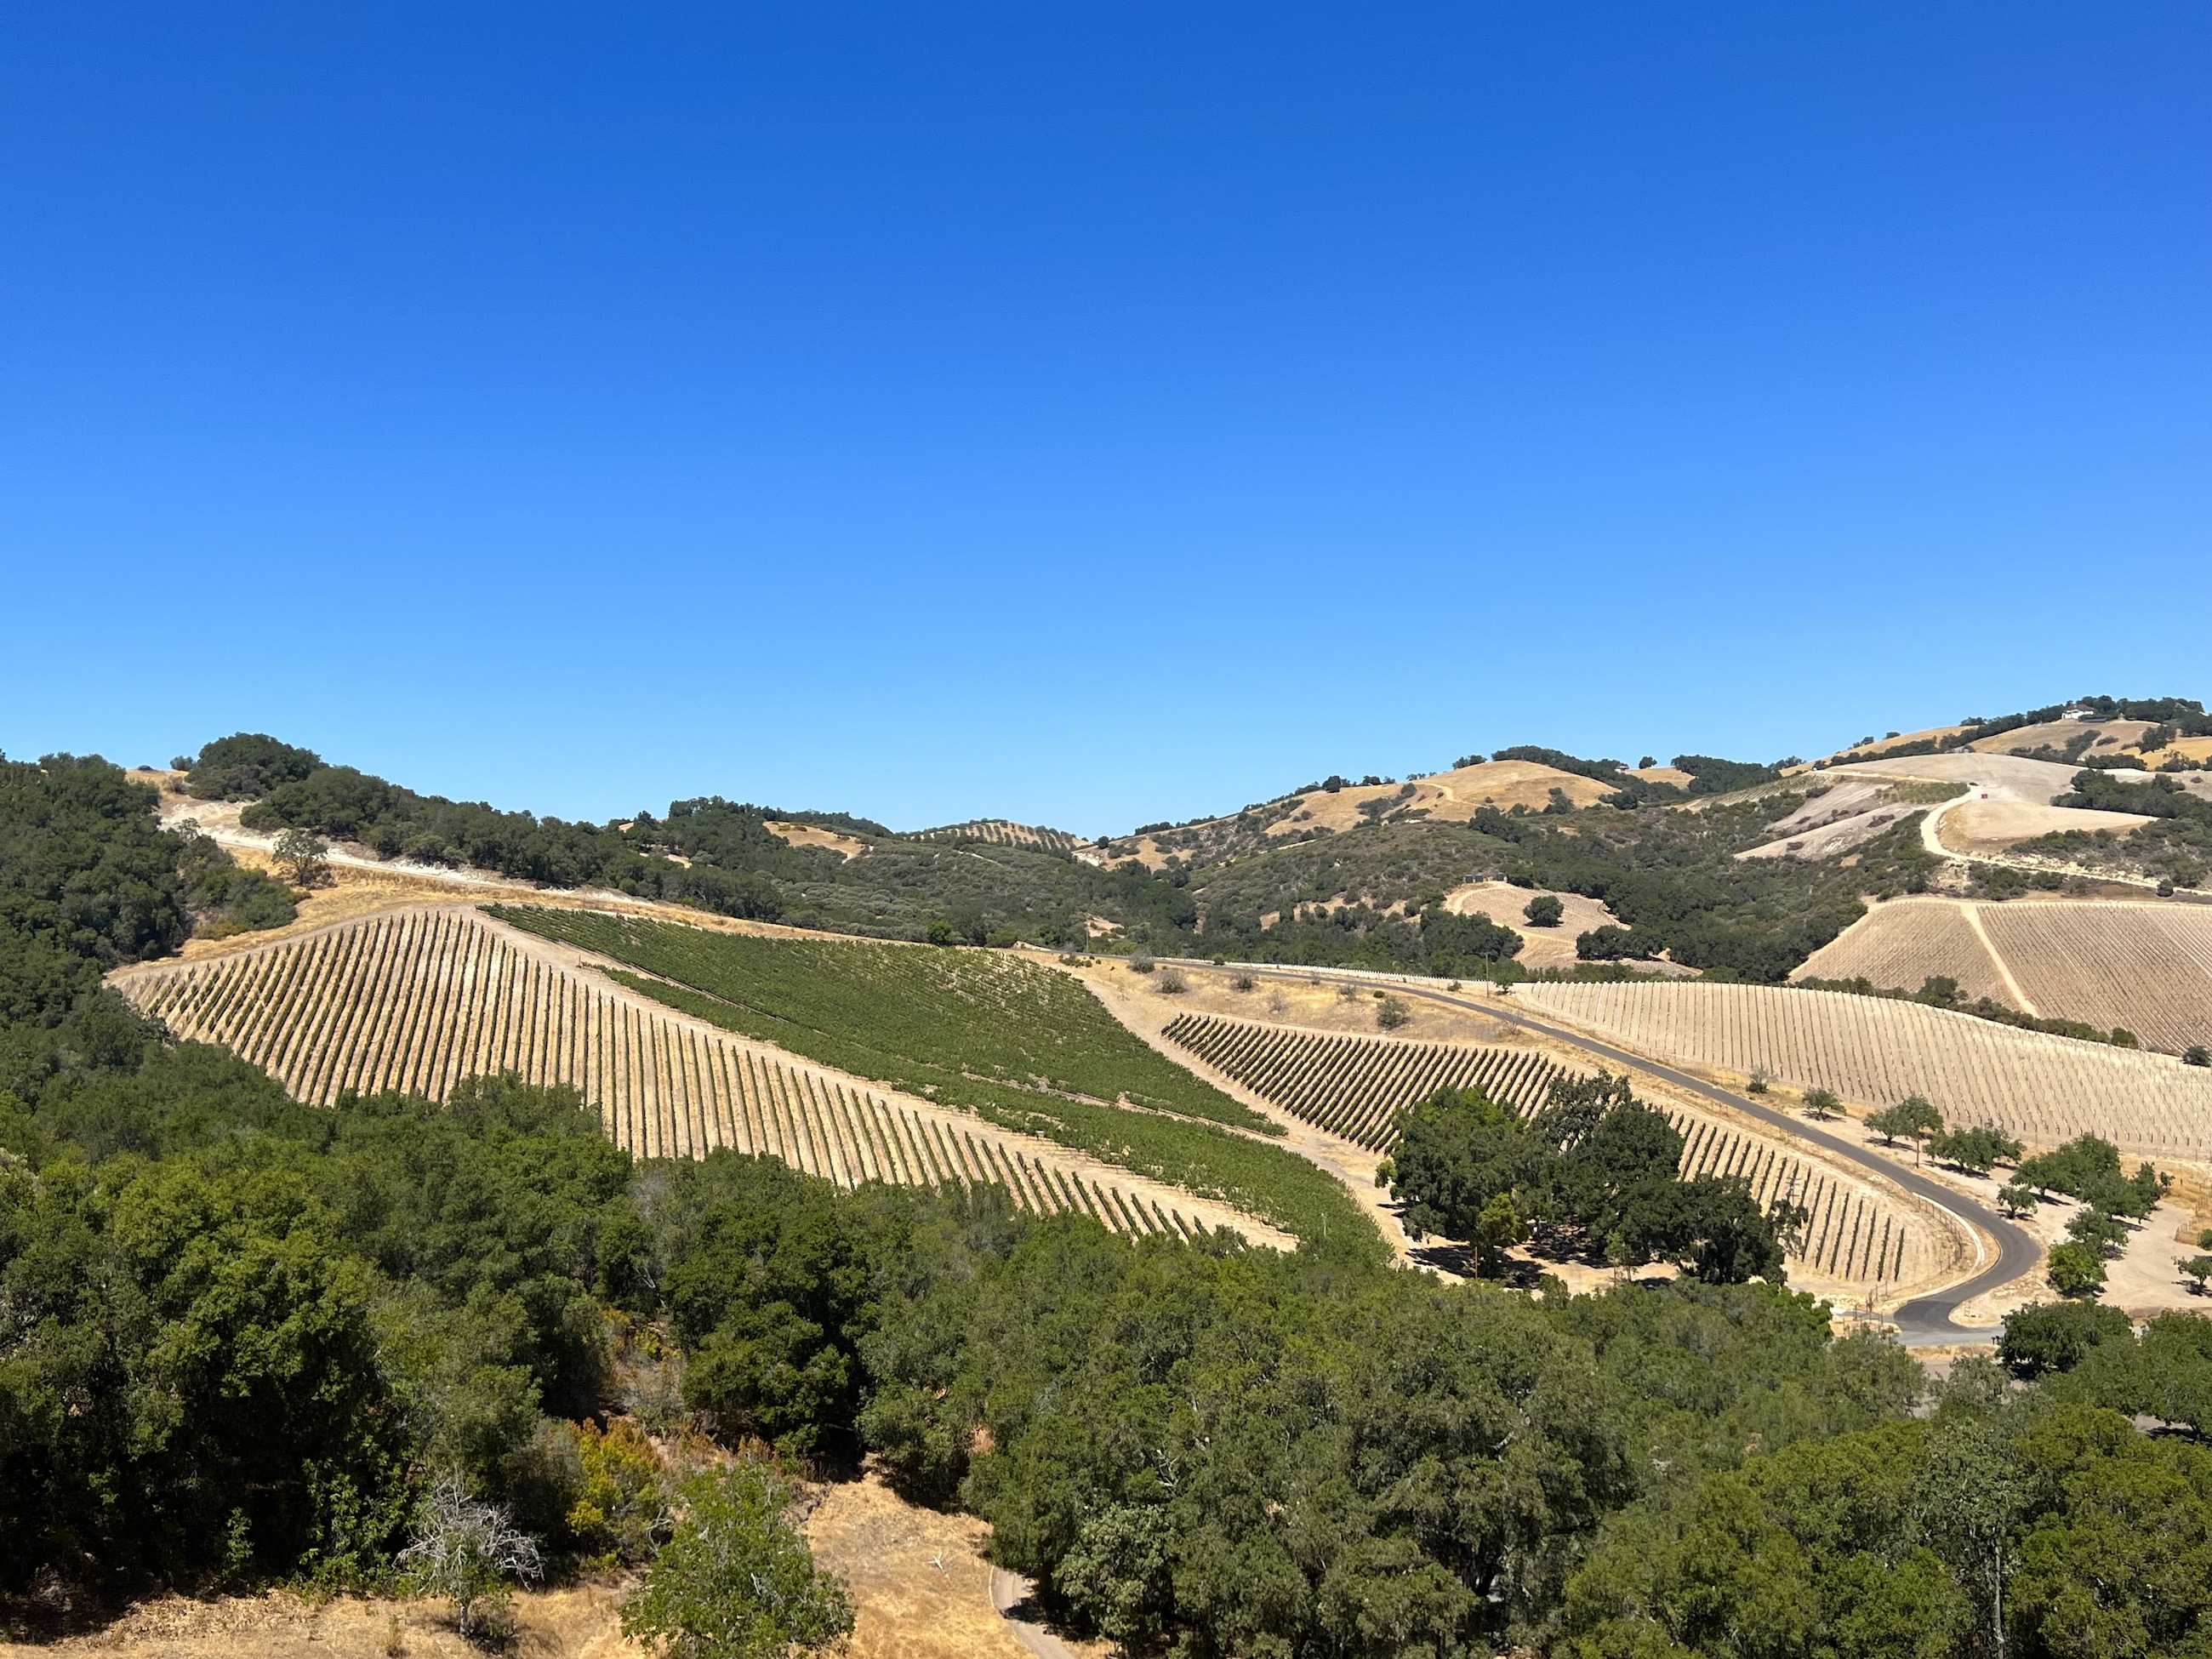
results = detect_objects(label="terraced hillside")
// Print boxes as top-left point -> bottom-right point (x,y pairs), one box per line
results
1517,980 -> 2212,1158
908,818 -> 1086,854
1161,1012 -> 1923,1285
111,907 -> 1286,1246
1798,897 -> 2212,1054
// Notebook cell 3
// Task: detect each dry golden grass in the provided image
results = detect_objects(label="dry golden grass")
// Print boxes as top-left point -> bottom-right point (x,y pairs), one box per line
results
0,1583 -> 641,1658
805,1474 -> 1089,1659
1967,717 -> 2156,757
767,819 -> 869,859
1630,764 -> 1696,786
1265,761 -> 1616,839
1439,881 -> 1626,970
1813,724 -> 1974,766
2151,735 -> 2212,765
1941,800 -> 2153,852
0,1474 -> 1049,1659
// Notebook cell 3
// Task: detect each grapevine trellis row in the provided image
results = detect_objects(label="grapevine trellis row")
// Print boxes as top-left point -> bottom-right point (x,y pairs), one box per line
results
906,819 -> 1082,854
1161,1012 -> 1909,1283
116,909 -> 1229,1246
1517,980 -> 2212,1160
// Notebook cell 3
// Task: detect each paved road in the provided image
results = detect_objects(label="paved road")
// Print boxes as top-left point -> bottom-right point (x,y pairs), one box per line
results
1164,959 -> 2042,1343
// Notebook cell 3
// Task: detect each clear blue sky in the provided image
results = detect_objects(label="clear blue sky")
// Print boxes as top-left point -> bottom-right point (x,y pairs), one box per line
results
4,5 -> 2206,835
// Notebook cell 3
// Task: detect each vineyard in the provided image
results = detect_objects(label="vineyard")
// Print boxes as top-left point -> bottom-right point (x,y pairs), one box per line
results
1976,903 -> 2212,1056
111,908 -> 1289,1248
1796,897 -> 2212,1055
484,908 -> 1377,1247
1516,980 -> 2212,1158
1793,899 -> 2014,1006
1160,1012 -> 1922,1285
1161,1012 -> 1570,1150
907,819 -> 1086,854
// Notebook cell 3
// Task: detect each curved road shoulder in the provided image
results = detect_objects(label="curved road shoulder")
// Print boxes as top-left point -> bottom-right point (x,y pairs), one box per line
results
1164,958 -> 2042,1343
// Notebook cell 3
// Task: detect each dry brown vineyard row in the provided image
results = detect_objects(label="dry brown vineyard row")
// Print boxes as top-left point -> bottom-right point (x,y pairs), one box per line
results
1976,905 -> 2212,1056
1161,1012 -> 1912,1282
117,909 -> 1227,1244
1516,980 -> 2212,1159
1798,899 -> 2212,1057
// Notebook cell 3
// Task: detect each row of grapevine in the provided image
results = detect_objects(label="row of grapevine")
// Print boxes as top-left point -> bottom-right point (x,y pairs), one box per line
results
116,908 -> 1253,1246
1163,1012 -> 1919,1286
1517,980 -> 2212,1158
1795,897 -> 2212,1057
1160,1012 -> 1567,1149
906,819 -> 1085,854
1665,1111 -> 1907,1283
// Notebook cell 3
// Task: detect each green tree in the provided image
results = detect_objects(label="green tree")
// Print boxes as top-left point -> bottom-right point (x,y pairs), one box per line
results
1999,1299 -> 2132,1377
1998,1178 -> 2038,1218
1523,894 -> 1565,927
1867,1095 -> 1942,1161
2047,1241 -> 2108,1298
2185,1257 -> 2212,1296
1927,1123 -> 2023,1177
2066,1206 -> 2129,1257
1802,1087 -> 1842,1120
274,825 -> 330,887
621,1463 -> 852,1659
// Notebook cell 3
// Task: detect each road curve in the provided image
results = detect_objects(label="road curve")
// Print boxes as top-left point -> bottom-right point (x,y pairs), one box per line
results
1162,959 -> 2043,1343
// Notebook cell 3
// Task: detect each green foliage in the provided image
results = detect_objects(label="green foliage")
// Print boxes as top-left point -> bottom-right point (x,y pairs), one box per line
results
2046,1240 -> 2108,1297
621,1462 -> 853,1659
563,1419 -> 670,1565
1926,1122 -> 2024,1177
1867,1094 -> 1943,1154
1388,1072 -> 1794,1282
1524,893 -> 1566,927
1802,1087 -> 1842,1120
185,733 -> 323,801
487,909 -> 1378,1251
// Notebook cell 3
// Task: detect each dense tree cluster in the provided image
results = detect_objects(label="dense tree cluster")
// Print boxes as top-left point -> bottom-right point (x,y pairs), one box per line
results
1385,1072 -> 1796,1282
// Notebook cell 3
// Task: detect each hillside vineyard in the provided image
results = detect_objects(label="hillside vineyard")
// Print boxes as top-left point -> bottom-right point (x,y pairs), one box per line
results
1163,1012 -> 1920,1284
1519,980 -> 2212,1158
113,906 -> 1280,1246
1797,898 -> 2212,1055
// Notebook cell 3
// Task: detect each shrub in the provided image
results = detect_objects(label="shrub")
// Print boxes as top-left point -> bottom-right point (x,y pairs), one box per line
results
2185,1045 -> 2209,1068
620,1462 -> 852,1659
1155,966 -> 1189,995
397,1474 -> 544,1640
1377,995 -> 1411,1030
1230,972 -> 1256,992
1129,953 -> 1155,974
1523,895 -> 1565,928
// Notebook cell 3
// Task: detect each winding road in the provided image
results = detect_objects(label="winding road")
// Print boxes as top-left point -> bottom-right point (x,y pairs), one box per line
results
1163,958 -> 2043,1343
